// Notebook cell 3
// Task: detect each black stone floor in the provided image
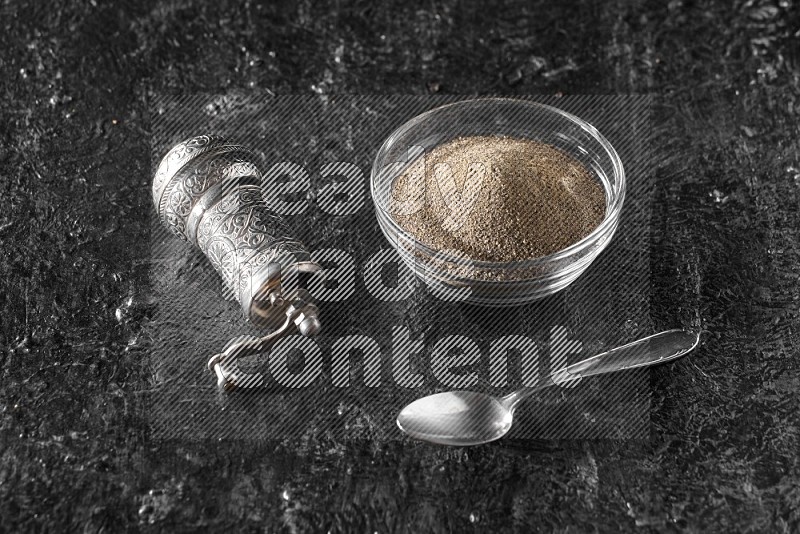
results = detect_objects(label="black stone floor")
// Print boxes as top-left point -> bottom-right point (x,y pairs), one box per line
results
1,1 -> 799,532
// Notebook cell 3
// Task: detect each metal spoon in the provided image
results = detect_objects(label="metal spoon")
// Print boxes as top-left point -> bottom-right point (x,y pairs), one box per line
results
396,329 -> 700,446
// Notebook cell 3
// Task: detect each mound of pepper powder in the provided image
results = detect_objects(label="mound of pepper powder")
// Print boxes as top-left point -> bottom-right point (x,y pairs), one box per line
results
389,136 -> 606,262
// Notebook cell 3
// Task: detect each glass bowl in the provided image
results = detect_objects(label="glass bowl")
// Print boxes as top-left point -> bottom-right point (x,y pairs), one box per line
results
370,98 -> 625,306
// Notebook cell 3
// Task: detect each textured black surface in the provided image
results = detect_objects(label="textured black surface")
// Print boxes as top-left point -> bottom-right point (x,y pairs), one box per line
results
1,1 -> 799,532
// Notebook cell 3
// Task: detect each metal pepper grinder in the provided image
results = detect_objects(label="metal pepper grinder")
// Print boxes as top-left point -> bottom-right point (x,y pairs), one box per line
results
152,135 -> 321,391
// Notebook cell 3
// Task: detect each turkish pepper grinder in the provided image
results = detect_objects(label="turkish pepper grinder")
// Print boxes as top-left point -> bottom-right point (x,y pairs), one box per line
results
153,135 -> 321,392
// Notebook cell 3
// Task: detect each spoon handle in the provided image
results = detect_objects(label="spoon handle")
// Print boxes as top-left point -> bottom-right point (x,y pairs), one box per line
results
504,329 -> 699,409
563,329 -> 699,378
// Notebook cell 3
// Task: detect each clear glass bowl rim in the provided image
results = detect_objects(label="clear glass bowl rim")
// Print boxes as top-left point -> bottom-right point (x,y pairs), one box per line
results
370,97 -> 626,270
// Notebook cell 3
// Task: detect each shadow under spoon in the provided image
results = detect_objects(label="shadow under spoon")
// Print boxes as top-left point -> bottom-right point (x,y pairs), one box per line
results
396,329 -> 700,446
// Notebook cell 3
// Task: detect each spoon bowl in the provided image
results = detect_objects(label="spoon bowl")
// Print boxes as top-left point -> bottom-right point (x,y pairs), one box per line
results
397,391 -> 513,446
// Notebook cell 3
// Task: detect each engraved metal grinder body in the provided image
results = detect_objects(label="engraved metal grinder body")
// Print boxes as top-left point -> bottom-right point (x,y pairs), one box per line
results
152,135 -> 321,391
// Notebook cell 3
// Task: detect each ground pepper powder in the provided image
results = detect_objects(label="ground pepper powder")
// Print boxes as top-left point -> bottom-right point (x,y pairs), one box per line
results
389,136 -> 606,263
